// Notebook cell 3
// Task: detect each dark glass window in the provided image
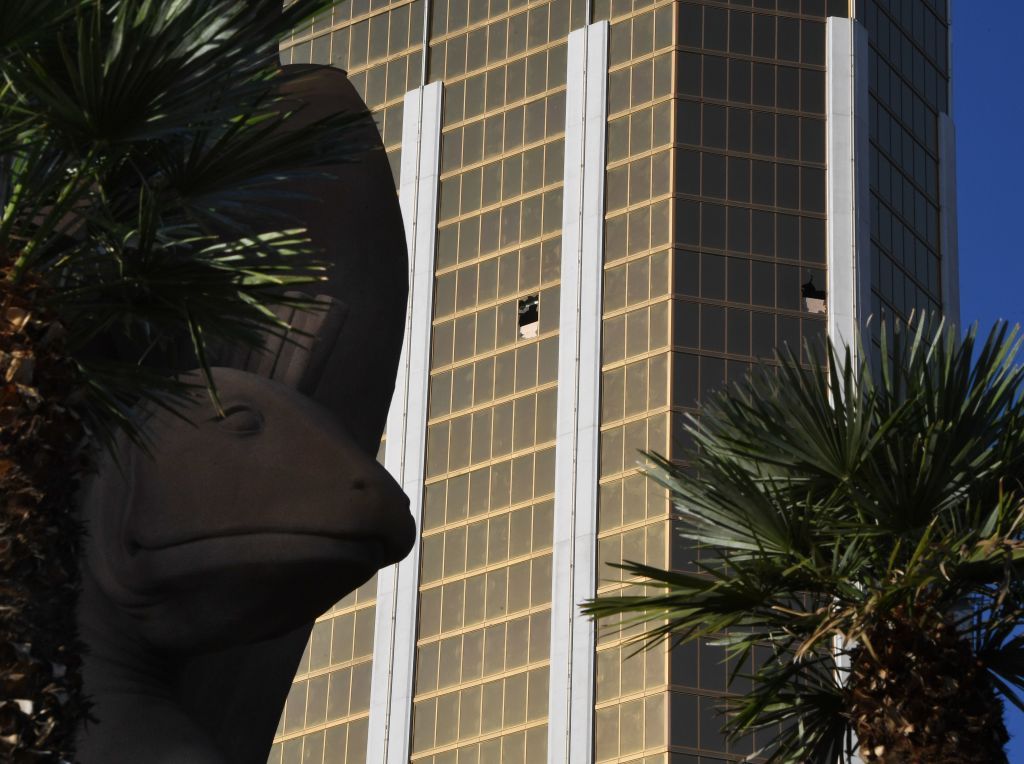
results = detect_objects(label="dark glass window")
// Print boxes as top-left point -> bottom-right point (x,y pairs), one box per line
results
679,3 -> 702,48
752,14 -> 776,58
801,118 -> 825,163
702,104 -> 727,149
678,100 -> 701,145
801,218 -> 826,263
729,307 -> 753,354
751,211 -> 774,257
675,301 -> 700,348
827,0 -> 850,17
672,354 -> 700,409
777,114 -> 800,159
701,204 -> 727,249
678,52 -> 701,95
775,67 -> 798,112
777,264 -> 801,310
729,60 -> 752,103
730,11 -> 753,55
698,253 -> 725,301
677,149 -> 701,195
752,111 -> 775,156
728,157 -> 751,202
777,17 -> 800,62
676,200 -> 700,246
702,55 -> 727,100
701,305 -> 725,351
728,108 -> 751,152
727,258 -> 751,303
801,68 -> 825,113
776,163 -> 799,209
777,214 -> 800,260
674,251 -> 700,297
701,357 -> 726,403
802,20 -> 826,65
752,62 -> 775,107
702,153 -> 727,199
751,161 -> 774,205
751,310 -> 774,357
800,167 -> 826,212
727,206 -> 751,253
704,6 -> 729,51
671,693 -> 699,749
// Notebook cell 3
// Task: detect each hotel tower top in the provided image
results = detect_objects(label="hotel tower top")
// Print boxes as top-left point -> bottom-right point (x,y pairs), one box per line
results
273,1 -> 957,762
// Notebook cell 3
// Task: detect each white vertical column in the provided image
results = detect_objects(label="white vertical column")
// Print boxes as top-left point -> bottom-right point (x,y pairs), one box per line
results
547,20 -> 608,764
827,20 -> 870,764
367,80 -> 443,764
826,17 -> 871,352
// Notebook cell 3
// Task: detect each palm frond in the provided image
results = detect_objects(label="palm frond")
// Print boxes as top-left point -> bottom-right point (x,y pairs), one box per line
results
1,4 -> 370,755
584,319 -> 1024,760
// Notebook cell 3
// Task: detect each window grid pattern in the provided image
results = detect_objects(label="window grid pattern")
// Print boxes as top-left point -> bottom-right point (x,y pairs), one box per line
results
592,3 -> 674,763
268,578 -> 379,764
263,0 -> 943,761
281,0 -> 426,181
666,2 -> 835,761
409,2 -> 586,762
860,0 -> 949,353
273,6 -> 418,755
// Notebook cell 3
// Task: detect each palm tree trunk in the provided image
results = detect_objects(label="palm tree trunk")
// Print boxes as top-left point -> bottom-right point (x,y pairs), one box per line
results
1,266 -> 88,761
849,603 -> 1008,763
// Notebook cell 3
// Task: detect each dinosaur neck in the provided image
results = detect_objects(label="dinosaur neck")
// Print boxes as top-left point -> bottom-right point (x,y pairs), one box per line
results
78,569 -> 311,764
77,571 -> 221,763
173,624 -> 313,763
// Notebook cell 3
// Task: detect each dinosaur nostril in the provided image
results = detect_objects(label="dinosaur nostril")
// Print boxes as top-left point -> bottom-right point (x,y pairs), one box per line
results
351,479 -> 367,491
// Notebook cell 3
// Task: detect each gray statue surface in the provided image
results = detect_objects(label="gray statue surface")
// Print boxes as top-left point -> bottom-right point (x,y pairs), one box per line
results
75,67 -> 414,762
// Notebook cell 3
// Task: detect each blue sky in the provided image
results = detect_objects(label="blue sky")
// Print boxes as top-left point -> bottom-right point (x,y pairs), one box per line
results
955,5 -> 1024,334
952,2 -> 1024,756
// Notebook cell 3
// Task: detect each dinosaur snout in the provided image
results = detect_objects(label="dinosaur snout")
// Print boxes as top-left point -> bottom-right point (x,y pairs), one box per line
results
81,368 -> 417,650
335,458 -> 414,566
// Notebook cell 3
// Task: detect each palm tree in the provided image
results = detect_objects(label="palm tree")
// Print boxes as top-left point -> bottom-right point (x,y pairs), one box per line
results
584,321 -> 1024,763
0,1 -> 357,758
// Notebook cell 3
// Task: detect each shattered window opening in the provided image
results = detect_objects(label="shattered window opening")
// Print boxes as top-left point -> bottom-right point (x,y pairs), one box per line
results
802,276 -> 826,315
517,295 -> 539,339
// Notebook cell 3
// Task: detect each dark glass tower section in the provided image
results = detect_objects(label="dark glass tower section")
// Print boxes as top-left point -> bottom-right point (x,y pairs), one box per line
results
861,0 -> 950,349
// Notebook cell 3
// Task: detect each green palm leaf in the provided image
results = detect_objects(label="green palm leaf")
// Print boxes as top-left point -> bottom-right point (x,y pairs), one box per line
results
1,1 -> 362,757
584,320 -> 1024,762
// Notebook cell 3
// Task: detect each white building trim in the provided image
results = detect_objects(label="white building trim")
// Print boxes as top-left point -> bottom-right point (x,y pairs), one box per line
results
547,20 -> 608,764
367,80 -> 443,764
827,19 -> 871,764
826,17 -> 872,353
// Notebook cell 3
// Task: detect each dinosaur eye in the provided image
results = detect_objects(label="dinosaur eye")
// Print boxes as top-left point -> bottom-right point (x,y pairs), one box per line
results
218,404 -> 264,435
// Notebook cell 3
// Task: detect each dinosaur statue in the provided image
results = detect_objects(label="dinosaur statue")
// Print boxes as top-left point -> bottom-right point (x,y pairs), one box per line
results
76,66 -> 413,762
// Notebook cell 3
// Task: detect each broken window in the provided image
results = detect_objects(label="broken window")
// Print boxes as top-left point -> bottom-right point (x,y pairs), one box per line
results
801,276 -> 826,315
518,295 -> 539,339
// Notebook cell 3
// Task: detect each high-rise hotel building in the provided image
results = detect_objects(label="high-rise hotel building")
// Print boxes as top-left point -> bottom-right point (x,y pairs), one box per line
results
272,1 -> 958,762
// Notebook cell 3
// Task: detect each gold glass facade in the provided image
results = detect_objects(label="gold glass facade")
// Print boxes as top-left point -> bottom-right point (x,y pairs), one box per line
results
274,2 -> 954,762
668,2 -> 839,759
410,3 -> 583,761
593,3 -> 673,763
282,0 -> 426,180
270,580 -> 378,763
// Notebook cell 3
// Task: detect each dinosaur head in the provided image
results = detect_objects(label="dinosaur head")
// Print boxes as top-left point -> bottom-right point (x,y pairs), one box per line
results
80,367 -> 414,653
